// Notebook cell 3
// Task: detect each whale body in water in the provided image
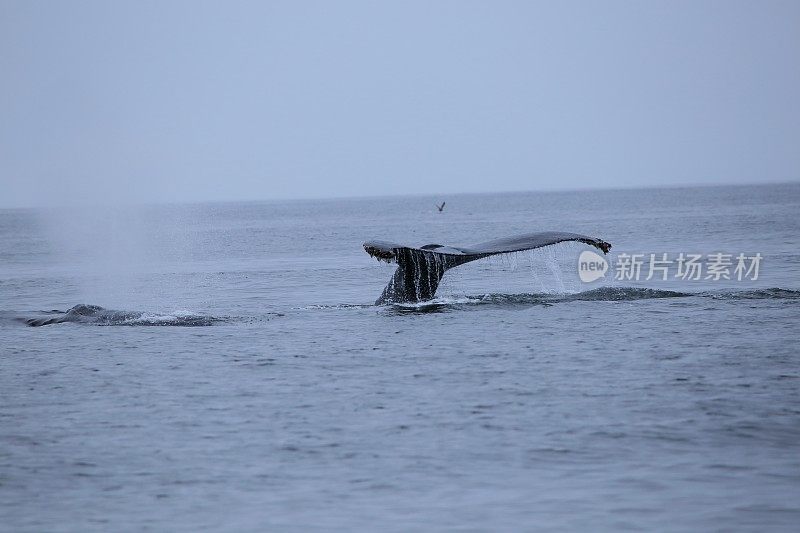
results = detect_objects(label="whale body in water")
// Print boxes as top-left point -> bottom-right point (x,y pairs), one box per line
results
364,231 -> 611,304
23,304 -> 220,327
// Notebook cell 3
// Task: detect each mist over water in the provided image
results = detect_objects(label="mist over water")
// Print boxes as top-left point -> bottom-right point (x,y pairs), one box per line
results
33,204 -> 209,310
1,184 -> 799,531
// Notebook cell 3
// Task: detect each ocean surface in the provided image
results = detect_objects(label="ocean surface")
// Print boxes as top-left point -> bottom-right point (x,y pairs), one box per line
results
1,184 -> 799,531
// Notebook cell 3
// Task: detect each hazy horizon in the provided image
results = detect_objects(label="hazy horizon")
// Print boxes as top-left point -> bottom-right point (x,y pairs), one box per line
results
2,1 -> 799,208
3,178 -> 799,211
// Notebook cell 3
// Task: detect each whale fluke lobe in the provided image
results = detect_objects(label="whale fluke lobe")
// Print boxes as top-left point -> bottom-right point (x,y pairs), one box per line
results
364,231 -> 612,304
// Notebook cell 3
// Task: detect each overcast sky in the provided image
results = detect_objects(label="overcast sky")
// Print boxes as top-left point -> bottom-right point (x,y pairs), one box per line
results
1,0 -> 798,207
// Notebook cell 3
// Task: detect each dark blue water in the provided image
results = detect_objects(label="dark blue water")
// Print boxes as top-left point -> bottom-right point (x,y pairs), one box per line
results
1,184 -> 799,531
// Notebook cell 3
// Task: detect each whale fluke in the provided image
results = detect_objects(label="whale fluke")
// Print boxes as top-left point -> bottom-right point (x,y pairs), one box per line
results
437,201 -> 446,212
364,231 -> 611,304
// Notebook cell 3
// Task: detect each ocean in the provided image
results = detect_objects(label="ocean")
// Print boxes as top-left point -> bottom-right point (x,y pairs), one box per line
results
1,183 -> 799,531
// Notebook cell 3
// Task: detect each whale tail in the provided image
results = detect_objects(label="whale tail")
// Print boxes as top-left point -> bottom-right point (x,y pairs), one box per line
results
371,246 -> 471,304
364,231 -> 611,304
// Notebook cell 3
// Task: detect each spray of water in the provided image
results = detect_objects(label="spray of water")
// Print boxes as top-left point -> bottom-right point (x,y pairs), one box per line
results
36,203 -> 203,310
436,242 -> 590,299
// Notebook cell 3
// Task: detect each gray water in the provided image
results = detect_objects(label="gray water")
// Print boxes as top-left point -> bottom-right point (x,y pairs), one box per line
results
1,184 -> 799,531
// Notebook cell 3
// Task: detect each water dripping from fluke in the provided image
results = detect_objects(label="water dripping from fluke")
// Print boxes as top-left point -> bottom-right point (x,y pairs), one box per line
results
363,231 -> 612,304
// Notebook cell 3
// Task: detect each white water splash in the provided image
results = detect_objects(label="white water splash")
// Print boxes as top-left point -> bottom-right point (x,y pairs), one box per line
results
437,242 -> 594,298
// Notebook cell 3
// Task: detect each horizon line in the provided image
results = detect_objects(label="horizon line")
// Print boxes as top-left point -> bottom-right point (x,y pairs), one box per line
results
1,178 -> 798,211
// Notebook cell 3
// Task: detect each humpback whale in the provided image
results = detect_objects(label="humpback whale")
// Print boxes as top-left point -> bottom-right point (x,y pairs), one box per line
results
23,304 -> 220,327
364,231 -> 611,304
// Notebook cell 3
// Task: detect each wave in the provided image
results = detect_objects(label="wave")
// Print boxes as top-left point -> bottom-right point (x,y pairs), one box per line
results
295,303 -> 374,311
14,288 -> 799,324
384,286 -> 800,312
701,288 -> 800,300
